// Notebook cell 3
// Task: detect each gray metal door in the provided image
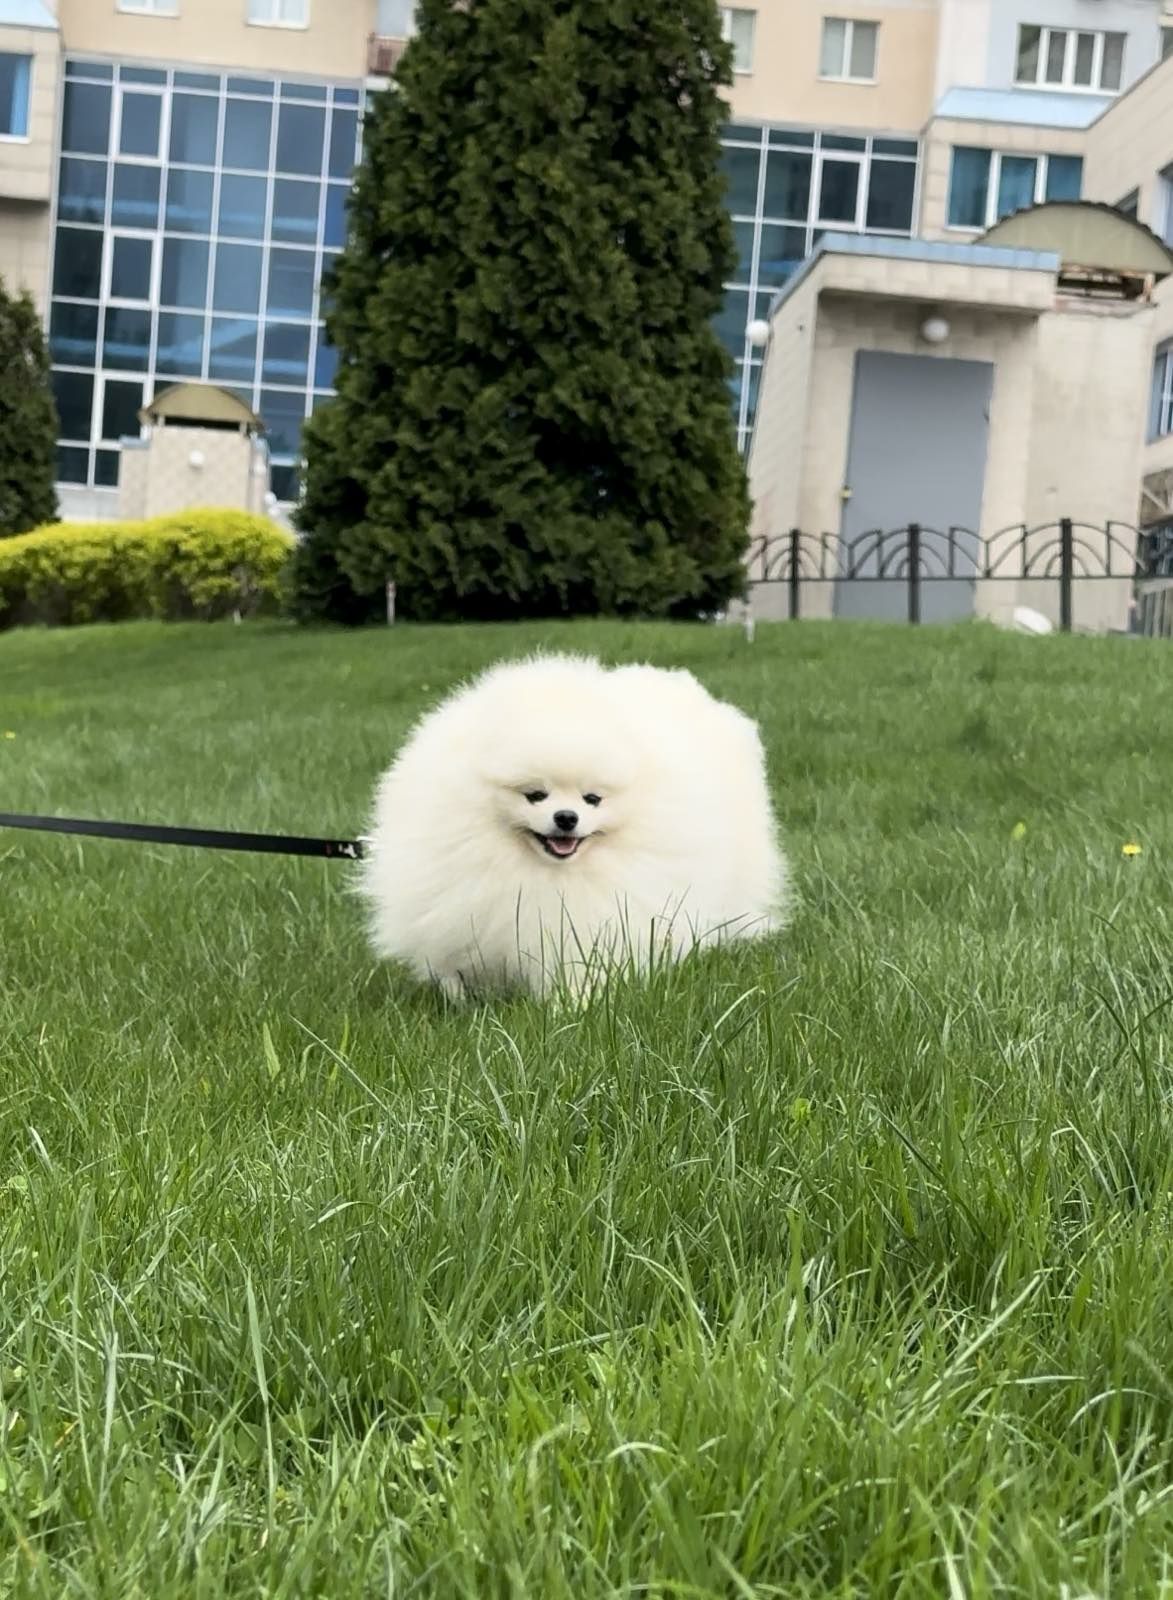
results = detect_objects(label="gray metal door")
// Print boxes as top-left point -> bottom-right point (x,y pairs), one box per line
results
835,350 -> 993,622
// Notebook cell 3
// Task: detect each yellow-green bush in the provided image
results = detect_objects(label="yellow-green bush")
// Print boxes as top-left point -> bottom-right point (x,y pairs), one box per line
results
0,510 -> 295,628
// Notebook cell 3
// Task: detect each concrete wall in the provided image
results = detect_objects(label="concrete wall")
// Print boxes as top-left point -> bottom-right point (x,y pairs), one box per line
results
746,255 -> 1151,629
119,426 -> 269,520
0,20 -> 61,305
727,0 -> 938,133
1083,52 -> 1173,221
55,0 -> 375,77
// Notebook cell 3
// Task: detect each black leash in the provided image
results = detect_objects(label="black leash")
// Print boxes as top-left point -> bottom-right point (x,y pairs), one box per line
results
0,812 -> 365,861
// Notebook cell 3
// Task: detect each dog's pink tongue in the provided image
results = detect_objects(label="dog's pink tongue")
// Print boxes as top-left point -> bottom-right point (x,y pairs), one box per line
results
548,837 -> 578,856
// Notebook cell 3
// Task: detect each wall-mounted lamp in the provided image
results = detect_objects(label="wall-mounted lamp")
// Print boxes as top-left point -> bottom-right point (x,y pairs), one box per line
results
919,314 -> 950,345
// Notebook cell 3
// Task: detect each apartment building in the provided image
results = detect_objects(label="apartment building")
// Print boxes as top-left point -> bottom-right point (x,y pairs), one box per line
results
1,0 -> 1172,514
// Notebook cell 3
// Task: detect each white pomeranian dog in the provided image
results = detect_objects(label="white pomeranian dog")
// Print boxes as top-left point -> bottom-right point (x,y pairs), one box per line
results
361,654 -> 788,1000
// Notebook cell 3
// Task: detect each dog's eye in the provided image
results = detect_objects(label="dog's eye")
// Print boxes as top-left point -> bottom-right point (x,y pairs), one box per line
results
583,793 -> 602,807
524,789 -> 548,804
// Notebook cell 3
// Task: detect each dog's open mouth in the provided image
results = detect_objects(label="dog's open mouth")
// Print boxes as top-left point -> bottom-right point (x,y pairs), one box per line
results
532,831 -> 581,860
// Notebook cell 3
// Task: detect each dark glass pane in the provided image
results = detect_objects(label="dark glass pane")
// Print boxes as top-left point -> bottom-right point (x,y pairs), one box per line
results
276,103 -> 325,175
865,159 -> 915,231
262,322 -> 311,384
756,223 -> 806,286
260,388 -> 305,456
822,133 -> 865,152
227,77 -> 273,96
1045,154 -> 1082,201
947,146 -> 991,227
213,242 -> 263,314
767,127 -> 815,148
223,99 -> 272,170
101,379 -> 143,442
723,122 -> 763,142
52,371 -> 94,439
873,138 -> 917,157
56,445 -> 89,484
720,144 -> 759,214
160,237 -> 210,308
62,81 -> 111,155
50,301 -> 99,366
111,163 -> 160,228
280,80 -> 327,101
314,334 -> 338,389
996,154 -> 1036,220
103,306 -> 152,371
157,312 -> 207,376
65,59 -> 114,82
269,463 -> 300,502
323,184 -> 348,247
110,236 -> 153,301
713,290 -> 749,358
818,159 -> 859,223
208,317 -> 258,382
170,93 -> 219,165
53,227 -> 103,298
267,247 -> 316,318
763,150 -> 810,221
165,168 -> 215,233
334,87 -> 360,105
272,179 -> 320,243
121,66 -> 166,85
175,71 -> 221,90
218,174 -> 268,239
119,92 -> 161,158
94,449 -> 121,487
327,108 -> 358,178
58,158 -> 108,223
744,362 -> 762,426
731,220 -> 755,281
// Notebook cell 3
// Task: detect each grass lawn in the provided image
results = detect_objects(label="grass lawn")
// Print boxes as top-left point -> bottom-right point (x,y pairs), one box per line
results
1,617 -> 1172,1598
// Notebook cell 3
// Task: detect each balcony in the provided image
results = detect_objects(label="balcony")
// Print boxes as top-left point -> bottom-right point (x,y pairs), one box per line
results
367,33 -> 408,76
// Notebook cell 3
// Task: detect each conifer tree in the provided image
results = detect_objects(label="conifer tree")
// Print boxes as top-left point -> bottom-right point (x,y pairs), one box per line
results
0,282 -> 58,538
294,0 -> 749,621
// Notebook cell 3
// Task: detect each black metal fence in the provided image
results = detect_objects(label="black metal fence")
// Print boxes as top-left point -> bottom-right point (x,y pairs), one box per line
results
745,519 -> 1158,631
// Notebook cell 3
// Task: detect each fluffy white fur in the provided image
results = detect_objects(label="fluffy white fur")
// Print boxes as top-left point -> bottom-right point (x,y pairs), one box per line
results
361,654 -> 788,999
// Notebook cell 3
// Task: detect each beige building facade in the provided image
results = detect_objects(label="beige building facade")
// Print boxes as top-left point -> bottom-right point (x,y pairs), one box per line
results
2,0 -> 1173,554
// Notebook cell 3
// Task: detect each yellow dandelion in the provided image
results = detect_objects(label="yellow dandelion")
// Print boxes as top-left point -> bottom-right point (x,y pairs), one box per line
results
1010,821 -> 1027,841
2,731 -> 14,740
1122,841 -> 1142,858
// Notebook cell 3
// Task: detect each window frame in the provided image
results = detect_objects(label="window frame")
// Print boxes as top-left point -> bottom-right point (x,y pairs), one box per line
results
719,7 -> 756,74
819,18 -> 879,84
1150,345 -> 1173,441
246,0 -> 310,28
116,0 -> 180,15
945,146 -> 1081,232
0,51 -> 33,142
1014,24 -> 1125,93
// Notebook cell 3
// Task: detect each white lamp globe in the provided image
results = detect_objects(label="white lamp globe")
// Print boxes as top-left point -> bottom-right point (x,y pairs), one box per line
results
746,318 -> 770,349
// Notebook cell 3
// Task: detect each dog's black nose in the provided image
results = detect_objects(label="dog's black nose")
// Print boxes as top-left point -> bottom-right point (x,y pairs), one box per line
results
553,810 -> 578,833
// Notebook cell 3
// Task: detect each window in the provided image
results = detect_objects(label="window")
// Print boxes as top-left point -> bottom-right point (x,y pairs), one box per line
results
1015,25 -> 1124,91
0,53 -> 32,139
1151,346 -> 1173,440
946,146 -> 1082,229
720,8 -> 756,73
247,0 -> 308,24
1117,188 -> 1139,219
819,18 -> 878,82
117,0 -> 179,13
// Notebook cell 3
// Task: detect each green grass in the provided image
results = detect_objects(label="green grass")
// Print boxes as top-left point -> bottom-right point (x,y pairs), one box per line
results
1,618 -> 1171,1598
